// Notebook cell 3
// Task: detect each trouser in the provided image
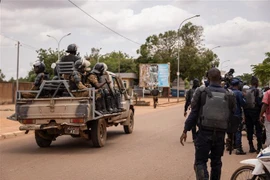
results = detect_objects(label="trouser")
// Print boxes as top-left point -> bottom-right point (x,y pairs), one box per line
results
72,91 -> 89,97
21,92 -> 36,98
235,118 -> 243,148
153,96 -> 158,104
264,119 -> 270,146
244,109 -> 262,148
192,126 -> 197,141
194,130 -> 225,180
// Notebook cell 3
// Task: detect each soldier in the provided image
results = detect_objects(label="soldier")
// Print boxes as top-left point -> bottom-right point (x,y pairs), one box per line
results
184,78 -> 200,142
69,59 -> 89,97
243,76 -> 263,153
53,44 -> 81,79
22,61 -> 49,98
86,63 -> 112,114
180,68 -> 236,180
60,44 -> 80,63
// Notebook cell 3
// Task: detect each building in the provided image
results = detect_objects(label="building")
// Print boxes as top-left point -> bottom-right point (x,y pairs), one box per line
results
118,73 -> 138,90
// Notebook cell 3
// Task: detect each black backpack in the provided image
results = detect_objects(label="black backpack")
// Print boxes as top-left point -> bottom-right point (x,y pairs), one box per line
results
199,87 -> 235,132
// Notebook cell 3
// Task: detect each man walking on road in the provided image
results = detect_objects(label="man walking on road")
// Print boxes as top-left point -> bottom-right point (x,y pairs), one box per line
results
184,78 -> 200,142
180,68 -> 236,180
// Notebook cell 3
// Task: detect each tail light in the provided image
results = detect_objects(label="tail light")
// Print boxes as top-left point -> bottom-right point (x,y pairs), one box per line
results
22,120 -> 36,124
71,119 -> 84,123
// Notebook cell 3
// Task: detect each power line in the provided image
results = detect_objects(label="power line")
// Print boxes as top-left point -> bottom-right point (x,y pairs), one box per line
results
0,34 -> 38,51
68,0 -> 141,45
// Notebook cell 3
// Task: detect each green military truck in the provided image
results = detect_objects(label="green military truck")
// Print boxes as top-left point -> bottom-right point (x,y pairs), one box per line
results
9,62 -> 134,148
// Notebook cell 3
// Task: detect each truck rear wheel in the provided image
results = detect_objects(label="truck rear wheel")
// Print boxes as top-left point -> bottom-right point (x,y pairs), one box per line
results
124,110 -> 134,134
91,119 -> 107,147
35,130 -> 52,148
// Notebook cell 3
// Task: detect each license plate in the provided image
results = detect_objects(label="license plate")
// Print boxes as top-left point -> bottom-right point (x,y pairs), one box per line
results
65,126 -> 80,135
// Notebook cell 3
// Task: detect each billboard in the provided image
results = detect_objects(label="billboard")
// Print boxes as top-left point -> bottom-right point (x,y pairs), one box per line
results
139,63 -> 170,88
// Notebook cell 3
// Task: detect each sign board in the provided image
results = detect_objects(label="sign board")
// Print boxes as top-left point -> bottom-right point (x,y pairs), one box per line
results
139,63 -> 170,88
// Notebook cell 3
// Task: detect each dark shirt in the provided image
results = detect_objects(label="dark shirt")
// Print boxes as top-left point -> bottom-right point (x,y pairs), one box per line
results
184,88 -> 196,112
231,88 -> 246,117
60,54 -> 80,63
184,83 -> 236,133
151,89 -> 159,96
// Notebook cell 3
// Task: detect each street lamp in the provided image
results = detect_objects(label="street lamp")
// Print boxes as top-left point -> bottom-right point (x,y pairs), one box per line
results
177,14 -> 200,102
47,33 -> 71,61
220,60 -> 230,71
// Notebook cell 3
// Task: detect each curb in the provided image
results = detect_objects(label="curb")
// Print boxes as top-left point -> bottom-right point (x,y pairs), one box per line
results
0,131 -> 32,140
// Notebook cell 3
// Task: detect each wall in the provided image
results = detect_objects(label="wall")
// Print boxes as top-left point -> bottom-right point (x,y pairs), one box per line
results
0,82 -> 32,104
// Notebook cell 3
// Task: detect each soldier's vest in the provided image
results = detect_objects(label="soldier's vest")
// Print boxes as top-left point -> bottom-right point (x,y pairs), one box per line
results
199,87 -> 232,131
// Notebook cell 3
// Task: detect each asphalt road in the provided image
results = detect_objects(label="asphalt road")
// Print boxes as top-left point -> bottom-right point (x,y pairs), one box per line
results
0,104 -> 257,180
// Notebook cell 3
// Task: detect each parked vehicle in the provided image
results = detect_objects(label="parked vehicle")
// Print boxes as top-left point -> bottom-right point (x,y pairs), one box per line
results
9,62 -> 134,148
230,146 -> 270,180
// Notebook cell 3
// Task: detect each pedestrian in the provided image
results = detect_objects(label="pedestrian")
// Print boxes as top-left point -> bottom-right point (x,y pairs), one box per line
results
260,89 -> 270,146
243,76 -> 263,153
184,78 -> 200,142
151,86 -> 159,107
230,78 -> 246,155
180,68 -> 236,180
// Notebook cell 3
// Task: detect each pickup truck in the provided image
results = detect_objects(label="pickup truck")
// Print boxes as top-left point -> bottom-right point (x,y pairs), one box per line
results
9,62 -> 134,148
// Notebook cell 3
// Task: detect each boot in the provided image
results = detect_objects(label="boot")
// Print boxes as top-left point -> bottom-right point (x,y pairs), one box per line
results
249,143 -> 256,153
225,138 -> 231,151
256,141 -> 263,154
236,146 -> 246,155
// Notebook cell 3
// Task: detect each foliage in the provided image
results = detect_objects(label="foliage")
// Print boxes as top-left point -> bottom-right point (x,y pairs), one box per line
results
24,48 -> 65,81
136,22 -> 219,82
0,69 -> 5,82
98,51 -> 137,74
84,47 -> 102,66
236,73 -> 253,85
251,52 -> 270,86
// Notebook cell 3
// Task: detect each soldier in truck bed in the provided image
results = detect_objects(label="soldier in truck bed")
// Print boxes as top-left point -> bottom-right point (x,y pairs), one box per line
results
69,59 -> 89,97
85,63 -> 112,114
21,61 -> 49,98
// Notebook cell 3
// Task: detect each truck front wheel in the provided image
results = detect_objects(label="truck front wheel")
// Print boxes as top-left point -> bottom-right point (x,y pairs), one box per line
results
91,119 -> 107,147
35,130 -> 52,148
123,110 -> 134,134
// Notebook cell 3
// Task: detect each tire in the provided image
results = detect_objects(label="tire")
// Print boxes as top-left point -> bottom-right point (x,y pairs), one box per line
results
124,110 -> 134,134
230,165 -> 264,180
91,119 -> 107,147
35,130 -> 52,148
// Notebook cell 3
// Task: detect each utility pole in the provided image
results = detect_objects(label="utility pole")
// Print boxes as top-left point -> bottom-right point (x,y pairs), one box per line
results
16,41 -> 20,92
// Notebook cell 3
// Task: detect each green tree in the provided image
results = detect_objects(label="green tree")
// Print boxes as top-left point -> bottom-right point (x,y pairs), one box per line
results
251,52 -> 270,86
0,69 -> 5,82
24,48 -> 65,81
137,22 -> 219,82
99,51 -> 136,74
84,47 -> 102,65
236,73 -> 253,85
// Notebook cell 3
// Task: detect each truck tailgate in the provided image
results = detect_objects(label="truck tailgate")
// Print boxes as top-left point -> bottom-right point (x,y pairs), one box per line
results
16,98 -> 92,120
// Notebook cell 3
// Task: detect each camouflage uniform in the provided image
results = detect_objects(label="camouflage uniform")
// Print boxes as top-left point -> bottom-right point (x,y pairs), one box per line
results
69,71 -> 89,97
22,72 -> 47,98
86,73 -> 108,113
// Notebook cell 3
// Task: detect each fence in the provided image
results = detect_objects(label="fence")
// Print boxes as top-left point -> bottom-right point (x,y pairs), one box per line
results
0,82 -> 32,104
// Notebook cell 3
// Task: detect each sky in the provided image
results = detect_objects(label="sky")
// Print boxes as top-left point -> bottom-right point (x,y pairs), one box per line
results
0,0 -> 270,80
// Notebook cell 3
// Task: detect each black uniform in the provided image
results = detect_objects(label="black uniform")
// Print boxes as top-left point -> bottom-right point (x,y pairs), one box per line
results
184,83 -> 236,180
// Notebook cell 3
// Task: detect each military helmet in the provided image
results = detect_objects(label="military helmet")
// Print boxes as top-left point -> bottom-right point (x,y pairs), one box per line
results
83,59 -> 91,72
66,44 -> 77,53
74,59 -> 85,72
33,61 -> 45,74
231,77 -> 242,86
92,63 -> 105,75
